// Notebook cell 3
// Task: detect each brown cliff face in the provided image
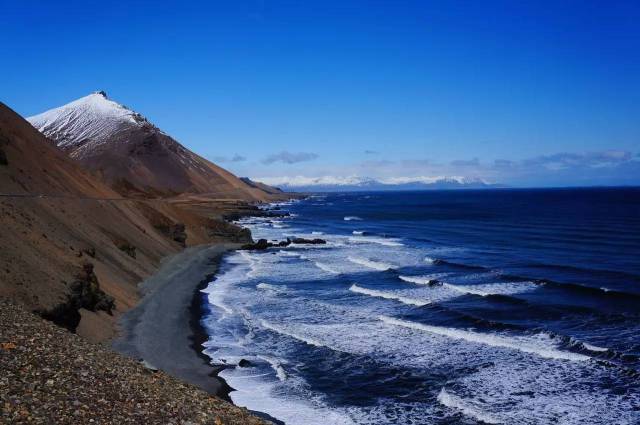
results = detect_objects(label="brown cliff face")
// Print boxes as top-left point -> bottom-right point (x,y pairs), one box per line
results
27,92 -> 280,201
0,102 -> 251,341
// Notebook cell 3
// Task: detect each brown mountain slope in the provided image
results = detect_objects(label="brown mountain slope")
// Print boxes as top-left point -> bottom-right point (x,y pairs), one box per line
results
0,102 -> 250,341
0,101 -> 116,198
27,92 -> 280,200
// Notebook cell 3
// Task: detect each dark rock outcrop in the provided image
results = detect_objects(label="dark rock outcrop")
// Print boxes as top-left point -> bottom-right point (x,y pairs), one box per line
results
241,239 -> 272,250
37,263 -> 115,332
223,205 -> 290,222
240,237 -> 326,250
116,240 -> 137,258
237,359 -> 253,368
207,219 -> 252,243
155,223 -> 187,247
291,238 -> 326,245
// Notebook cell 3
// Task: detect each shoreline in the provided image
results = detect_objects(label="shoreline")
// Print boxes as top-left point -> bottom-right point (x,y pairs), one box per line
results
112,241 -> 286,424
189,267 -> 234,401
189,257 -> 287,425
112,243 -> 238,398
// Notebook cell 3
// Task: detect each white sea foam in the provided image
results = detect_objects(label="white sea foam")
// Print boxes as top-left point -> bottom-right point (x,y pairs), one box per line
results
437,388 -> 502,424
220,369 -> 358,425
256,282 -> 286,293
352,230 -> 365,235
202,283 -> 234,316
277,251 -> 303,258
582,342 -> 609,352
348,236 -> 404,247
344,216 -> 363,221
424,256 -> 437,264
379,316 -> 590,361
442,281 -> 538,297
260,320 -> 326,348
257,355 -> 288,381
349,284 -> 430,306
314,261 -> 340,274
240,252 -> 262,278
399,275 -> 440,285
348,256 -> 395,271
311,231 -> 324,235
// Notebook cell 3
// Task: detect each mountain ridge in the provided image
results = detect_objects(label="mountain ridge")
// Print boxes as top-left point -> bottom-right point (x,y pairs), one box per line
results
28,92 -> 280,200
0,100 -> 253,342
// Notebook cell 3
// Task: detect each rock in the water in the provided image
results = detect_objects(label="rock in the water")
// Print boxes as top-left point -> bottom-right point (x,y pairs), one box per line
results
291,238 -> 326,245
240,236 -> 327,250
237,359 -> 253,368
240,239 -> 271,250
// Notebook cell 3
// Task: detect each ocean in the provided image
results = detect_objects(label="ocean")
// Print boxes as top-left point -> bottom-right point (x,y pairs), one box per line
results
199,188 -> 640,424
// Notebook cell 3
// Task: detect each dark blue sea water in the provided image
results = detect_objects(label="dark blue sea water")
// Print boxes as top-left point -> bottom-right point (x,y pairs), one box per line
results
201,188 -> 640,424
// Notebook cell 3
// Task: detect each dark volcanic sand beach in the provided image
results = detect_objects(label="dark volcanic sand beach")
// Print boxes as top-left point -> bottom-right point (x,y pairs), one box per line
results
113,243 -> 236,398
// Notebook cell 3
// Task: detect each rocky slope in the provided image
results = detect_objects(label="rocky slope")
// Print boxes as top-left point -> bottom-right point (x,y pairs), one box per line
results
0,298 -> 268,424
28,92 -> 279,200
0,101 -> 250,342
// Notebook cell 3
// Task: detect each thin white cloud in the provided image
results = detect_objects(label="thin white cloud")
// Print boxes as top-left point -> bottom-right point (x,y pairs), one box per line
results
255,175 -> 366,187
262,151 -> 319,164
254,175 -> 486,187
253,149 -> 639,188
213,154 -> 247,163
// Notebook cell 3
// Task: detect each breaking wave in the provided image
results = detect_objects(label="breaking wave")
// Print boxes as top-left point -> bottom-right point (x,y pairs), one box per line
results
350,284 -> 430,306
344,216 -> 363,221
379,316 -> 590,361
437,388 -> 502,424
348,256 -> 396,271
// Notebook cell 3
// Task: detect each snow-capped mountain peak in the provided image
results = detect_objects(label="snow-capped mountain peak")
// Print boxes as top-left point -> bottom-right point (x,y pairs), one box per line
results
27,92 -> 151,157
25,92 -> 281,200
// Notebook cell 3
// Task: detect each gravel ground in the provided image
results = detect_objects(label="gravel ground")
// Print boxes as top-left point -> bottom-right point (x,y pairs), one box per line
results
0,298 -> 268,425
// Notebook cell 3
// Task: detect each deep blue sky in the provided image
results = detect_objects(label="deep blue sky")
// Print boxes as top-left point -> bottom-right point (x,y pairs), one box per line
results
1,0 -> 639,186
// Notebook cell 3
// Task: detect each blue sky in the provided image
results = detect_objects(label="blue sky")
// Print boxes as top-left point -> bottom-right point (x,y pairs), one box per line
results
1,0 -> 639,186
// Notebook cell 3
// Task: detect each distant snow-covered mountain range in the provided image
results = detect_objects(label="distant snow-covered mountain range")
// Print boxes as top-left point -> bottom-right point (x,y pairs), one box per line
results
254,176 -> 505,192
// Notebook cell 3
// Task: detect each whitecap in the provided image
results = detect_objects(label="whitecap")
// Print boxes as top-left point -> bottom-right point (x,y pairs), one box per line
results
348,256 -> 395,271
277,251 -> 303,258
399,275 -> 441,285
257,355 -> 288,381
379,316 -> 590,361
442,281 -> 538,297
344,216 -> 363,221
349,284 -> 430,306
437,388 -> 502,424
348,236 -> 404,247
314,261 -> 340,274
582,342 -> 609,352
256,282 -> 286,293
260,320 -> 326,348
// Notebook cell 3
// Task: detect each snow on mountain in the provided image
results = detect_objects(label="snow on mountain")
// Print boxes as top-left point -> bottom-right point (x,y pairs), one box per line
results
28,92 -> 153,159
254,175 -> 501,192
27,92 -> 281,200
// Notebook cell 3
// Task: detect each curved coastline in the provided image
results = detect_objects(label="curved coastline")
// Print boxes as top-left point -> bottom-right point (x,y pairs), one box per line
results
112,243 -> 237,398
112,241 -> 286,424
